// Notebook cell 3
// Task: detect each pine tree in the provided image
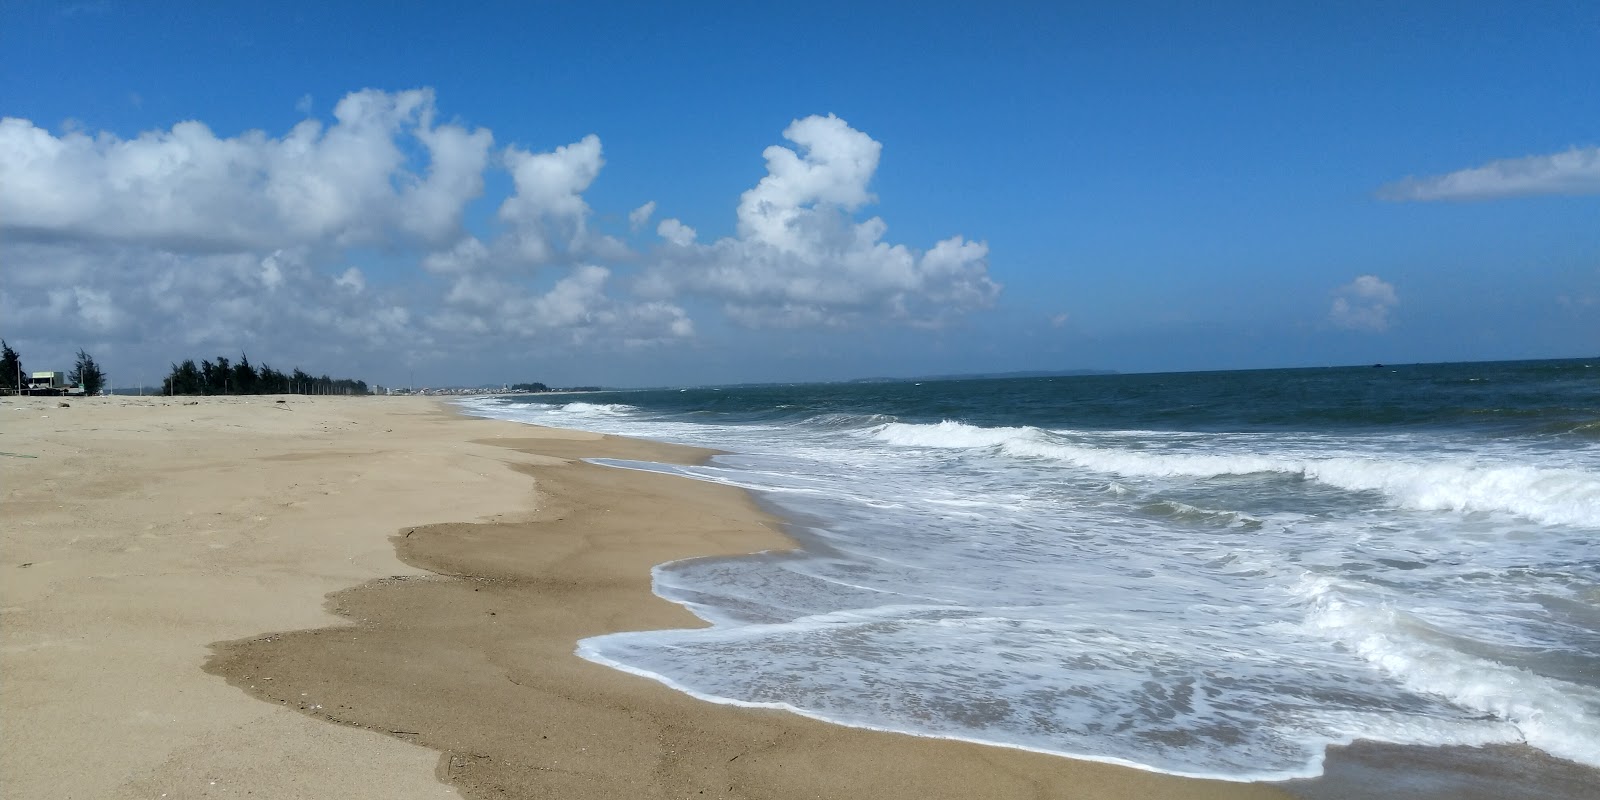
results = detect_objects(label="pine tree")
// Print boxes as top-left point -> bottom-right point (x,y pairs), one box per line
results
163,360 -> 203,395
233,352 -> 260,394
69,349 -> 105,396
0,340 -> 21,393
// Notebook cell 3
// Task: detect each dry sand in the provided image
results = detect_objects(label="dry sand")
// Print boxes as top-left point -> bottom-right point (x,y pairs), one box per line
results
3,395 -> 535,798
5,395 -> 1584,799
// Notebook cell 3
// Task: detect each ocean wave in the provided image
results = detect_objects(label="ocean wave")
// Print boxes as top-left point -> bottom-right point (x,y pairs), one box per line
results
872,419 -> 1035,448
1300,575 -> 1600,769
1547,419 -> 1600,439
453,395 -> 516,409
555,401 -> 640,415
794,412 -> 900,429
1302,459 -> 1599,528
1138,500 -> 1264,530
872,421 -> 1600,528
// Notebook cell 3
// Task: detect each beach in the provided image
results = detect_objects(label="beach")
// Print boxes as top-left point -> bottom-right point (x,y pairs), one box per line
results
0,394 -> 1305,799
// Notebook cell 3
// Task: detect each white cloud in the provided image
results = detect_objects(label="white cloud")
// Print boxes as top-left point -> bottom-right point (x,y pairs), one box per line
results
421,236 -> 490,275
0,88 -> 657,366
402,115 -> 495,243
0,94 -> 998,378
0,88 -> 492,251
641,114 -> 998,328
1378,146 -> 1600,201
628,200 -> 656,230
498,134 -> 603,264
0,241 -> 429,368
657,218 -> 697,247
1050,312 -> 1070,328
736,114 -> 880,250
1329,275 -> 1399,332
295,94 -> 313,115
429,265 -> 693,347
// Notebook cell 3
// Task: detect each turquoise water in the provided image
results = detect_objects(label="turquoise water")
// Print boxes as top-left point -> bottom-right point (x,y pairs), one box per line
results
460,359 -> 1600,781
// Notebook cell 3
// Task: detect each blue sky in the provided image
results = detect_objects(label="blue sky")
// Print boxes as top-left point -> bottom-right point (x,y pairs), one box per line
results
2,1 -> 1596,387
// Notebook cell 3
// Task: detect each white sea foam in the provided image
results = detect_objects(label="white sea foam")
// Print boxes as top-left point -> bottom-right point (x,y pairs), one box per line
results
462,397 -> 1600,781
872,421 -> 1600,528
578,601 -> 1526,781
1304,459 -> 1600,528
557,401 -> 640,415
456,397 -> 640,420
1301,575 -> 1600,767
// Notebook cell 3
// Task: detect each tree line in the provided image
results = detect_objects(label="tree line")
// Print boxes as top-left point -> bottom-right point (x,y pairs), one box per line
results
3,341 -> 370,397
2,340 -> 106,396
162,354 -> 368,396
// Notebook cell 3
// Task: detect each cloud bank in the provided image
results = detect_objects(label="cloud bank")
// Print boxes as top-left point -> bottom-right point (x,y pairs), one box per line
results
0,91 -> 996,378
1329,275 -> 1398,332
1378,146 -> 1600,201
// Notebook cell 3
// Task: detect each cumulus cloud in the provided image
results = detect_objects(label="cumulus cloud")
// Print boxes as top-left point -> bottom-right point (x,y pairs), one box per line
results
0,88 -> 493,251
656,218 -> 697,247
1378,146 -> 1600,201
1329,275 -> 1399,332
641,114 -> 998,328
736,114 -> 880,248
0,93 -> 997,378
498,134 -> 604,263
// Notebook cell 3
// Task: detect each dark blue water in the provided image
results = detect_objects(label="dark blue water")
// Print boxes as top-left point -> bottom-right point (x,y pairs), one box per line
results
520,359 -> 1597,438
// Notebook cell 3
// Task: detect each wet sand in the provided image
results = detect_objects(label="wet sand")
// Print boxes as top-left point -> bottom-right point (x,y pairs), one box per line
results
4,395 -> 1591,798
202,424 -> 1289,799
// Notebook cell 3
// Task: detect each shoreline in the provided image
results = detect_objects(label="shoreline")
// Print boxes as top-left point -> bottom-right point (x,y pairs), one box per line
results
435,400 -> 1600,799
203,404 -> 1290,798
5,395 -> 1591,798
438,396 -> 1600,796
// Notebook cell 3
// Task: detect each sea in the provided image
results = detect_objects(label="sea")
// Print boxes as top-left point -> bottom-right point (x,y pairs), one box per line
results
456,359 -> 1600,783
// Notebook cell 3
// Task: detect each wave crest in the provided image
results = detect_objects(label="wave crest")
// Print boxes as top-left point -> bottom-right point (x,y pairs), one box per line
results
555,401 -> 640,415
1301,576 -> 1600,768
872,421 -> 1600,527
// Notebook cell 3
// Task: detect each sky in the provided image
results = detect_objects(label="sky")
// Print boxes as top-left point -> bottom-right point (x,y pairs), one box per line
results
1,1 -> 1596,388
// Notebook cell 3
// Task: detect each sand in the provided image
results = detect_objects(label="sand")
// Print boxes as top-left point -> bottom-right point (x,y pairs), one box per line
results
3,395 -> 538,798
3,395 -> 1588,799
